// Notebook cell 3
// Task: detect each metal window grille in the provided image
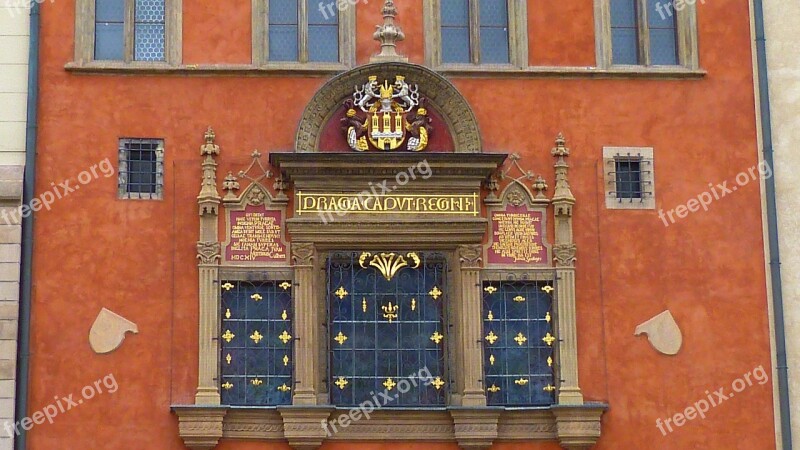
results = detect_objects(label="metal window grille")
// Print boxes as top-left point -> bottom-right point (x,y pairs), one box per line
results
327,251 -> 448,407
607,153 -> 653,203
220,280 -> 294,406
482,279 -> 556,406
118,138 -> 164,200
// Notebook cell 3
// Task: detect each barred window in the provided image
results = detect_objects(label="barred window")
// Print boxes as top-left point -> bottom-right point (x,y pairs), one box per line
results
482,280 -> 556,406
603,147 -> 655,209
94,0 -> 166,62
118,138 -> 164,200
614,157 -> 643,199
220,280 -> 294,406
327,252 -> 448,407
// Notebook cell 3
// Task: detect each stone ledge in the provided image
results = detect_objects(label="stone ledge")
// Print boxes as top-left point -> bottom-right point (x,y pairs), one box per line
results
172,404 -> 607,450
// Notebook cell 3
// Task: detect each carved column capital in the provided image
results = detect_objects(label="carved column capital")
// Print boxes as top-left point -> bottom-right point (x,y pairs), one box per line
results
196,242 -> 221,265
457,244 -> 483,269
292,243 -> 316,267
278,406 -> 335,450
552,405 -> 606,450
450,408 -> 501,450
174,407 -> 227,450
553,244 -> 577,268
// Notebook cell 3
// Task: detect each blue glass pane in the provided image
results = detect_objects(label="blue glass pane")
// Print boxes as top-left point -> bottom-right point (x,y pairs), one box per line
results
134,23 -> 165,61
611,28 -> 639,64
610,0 -> 637,27
308,24 -> 339,62
480,27 -> 509,64
269,24 -> 299,61
135,0 -> 165,23
441,0 -> 469,26
269,0 -> 298,24
308,0 -> 338,24
95,0 -> 124,22
94,23 -> 124,60
650,28 -> 678,65
647,0 -> 675,27
479,0 -> 508,27
442,27 -> 470,63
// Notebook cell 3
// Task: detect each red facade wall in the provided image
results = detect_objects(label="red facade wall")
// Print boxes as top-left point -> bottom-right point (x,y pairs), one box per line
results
28,1 -> 774,449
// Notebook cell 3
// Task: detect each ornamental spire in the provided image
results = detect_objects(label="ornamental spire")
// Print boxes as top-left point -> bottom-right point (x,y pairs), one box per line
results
371,0 -> 408,63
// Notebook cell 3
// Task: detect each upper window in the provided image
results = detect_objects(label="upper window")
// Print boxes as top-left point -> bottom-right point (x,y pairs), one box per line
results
597,0 -> 699,69
424,0 -> 528,69
74,0 -> 181,65
253,0 -> 355,67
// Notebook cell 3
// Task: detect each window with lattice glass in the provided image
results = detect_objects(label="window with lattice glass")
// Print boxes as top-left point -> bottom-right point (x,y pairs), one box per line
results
118,138 -> 164,200
220,280 -> 294,406
482,280 -> 556,406
94,0 -> 166,61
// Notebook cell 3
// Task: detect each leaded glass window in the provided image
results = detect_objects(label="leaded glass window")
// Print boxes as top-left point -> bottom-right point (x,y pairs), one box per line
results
267,0 -> 339,63
94,0 -> 166,62
328,252 -> 448,407
220,280 -> 294,406
439,0 -> 511,65
482,280 -> 556,406
609,0 -> 679,66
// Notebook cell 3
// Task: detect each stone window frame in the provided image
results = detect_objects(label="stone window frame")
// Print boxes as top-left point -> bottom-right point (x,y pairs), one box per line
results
117,137 -> 165,200
251,0 -> 356,70
594,0 -> 700,70
423,0 -> 529,70
73,0 -> 182,67
603,146 -> 656,210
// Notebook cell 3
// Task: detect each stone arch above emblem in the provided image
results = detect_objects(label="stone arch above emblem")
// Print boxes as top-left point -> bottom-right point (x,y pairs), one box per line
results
295,62 -> 482,153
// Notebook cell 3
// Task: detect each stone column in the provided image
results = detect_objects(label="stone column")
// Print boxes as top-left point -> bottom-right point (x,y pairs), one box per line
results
456,245 -> 486,406
291,243 -> 319,405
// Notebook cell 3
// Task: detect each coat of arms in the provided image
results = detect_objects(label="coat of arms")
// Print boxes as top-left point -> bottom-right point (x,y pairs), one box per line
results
342,75 -> 433,152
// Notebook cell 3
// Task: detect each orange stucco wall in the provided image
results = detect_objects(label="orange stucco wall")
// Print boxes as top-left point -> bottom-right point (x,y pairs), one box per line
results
27,0 -> 775,449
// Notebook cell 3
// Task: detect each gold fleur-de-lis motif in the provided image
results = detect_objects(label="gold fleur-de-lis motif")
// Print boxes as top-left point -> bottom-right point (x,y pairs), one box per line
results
362,298 -> 368,313
487,384 -> 501,393
334,377 -> 349,390
222,282 -> 234,291
279,281 -> 292,290
225,309 -> 232,319
334,331 -> 349,345
251,293 -> 262,302
542,333 -> 556,346
484,285 -> 498,294
277,383 -> 291,392
489,354 -> 495,365
487,310 -> 494,321
282,310 -> 288,321
430,331 -> 444,344
225,353 -> 232,365
485,331 -> 498,345
383,378 -> 397,390
542,285 -> 554,294
411,298 -> 416,311
335,286 -> 349,300
545,312 -> 551,323
222,330 -> 235,343
278,330 -> 293,344
428,286 -> 442,300
547,356 -> 553,367
431,377 -> 445,390
221,382 -> 233,390
514,333 -> 527,345
359,252 -> 421,281
250,330 -> 264,344
515,378 -> 529,386
513,295 -> 526,303
283,355 -> 289,366
543,385 -> 556,392
251,379 -> 263,386
382,302 -> 399,323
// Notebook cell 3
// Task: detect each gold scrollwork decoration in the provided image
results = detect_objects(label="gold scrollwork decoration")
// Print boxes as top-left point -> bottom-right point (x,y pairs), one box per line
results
362,298 -> 368,313
542,333 -> 556,346
334,377 -> 349,390
487,384 -> 501,393
279,281 -> 292,290
335,286 -> 349,300
514,332 -> 527,345
251,379 -> 263,386
222,330 -> 235,343
334,332 -> 349,345
542,285 -> 554,294
429,286 -> 442,300
543,385 -> 556,392
250,330 -> 264,344
545,312 -> 551,323
277,383 -> 292,392
431,377 -> 445,390
278,330 -> 293,344
283,355 -> 289,366
485,331 -> 498,345
513,295 -> 526,303
222,282 -> 234,291
487,310 -> 494,321
282,310 -> 288,320
225,308 -> 231,319
484,285 -> 497,294
360,252 -> 421,281
489,354 -> 495,365
547,356 -> 553,367
430,331 -> 444,344
411,298 -> 416,311
251,293 -> 263,302
383,378 -> 397,390
515,378 -> 529,386
382,302 -> 399,323
222,382 -> 233,390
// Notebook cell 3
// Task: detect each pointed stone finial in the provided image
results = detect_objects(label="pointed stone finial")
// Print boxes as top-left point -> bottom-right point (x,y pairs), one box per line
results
371,0 -> 408,63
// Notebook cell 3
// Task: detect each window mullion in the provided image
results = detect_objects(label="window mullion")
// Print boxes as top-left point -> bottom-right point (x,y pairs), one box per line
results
124,0 -> 135,62
298,0 -> 309,64
637,0 -> 650,65
469,0 -> 481,65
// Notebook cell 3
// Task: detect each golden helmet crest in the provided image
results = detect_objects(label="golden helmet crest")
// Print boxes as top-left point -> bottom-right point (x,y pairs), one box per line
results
379,80 -> 394,99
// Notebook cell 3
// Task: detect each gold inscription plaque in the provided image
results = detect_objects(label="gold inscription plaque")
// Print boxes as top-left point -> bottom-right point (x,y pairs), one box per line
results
296,191 -> 479,216
490,212 -> 545,263
228,211 -> 287,262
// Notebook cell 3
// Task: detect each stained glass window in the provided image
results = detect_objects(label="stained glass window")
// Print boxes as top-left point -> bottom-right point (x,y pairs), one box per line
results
482,280 -> 556,406
220,280 -> 294,406
328,252 -> 447,407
